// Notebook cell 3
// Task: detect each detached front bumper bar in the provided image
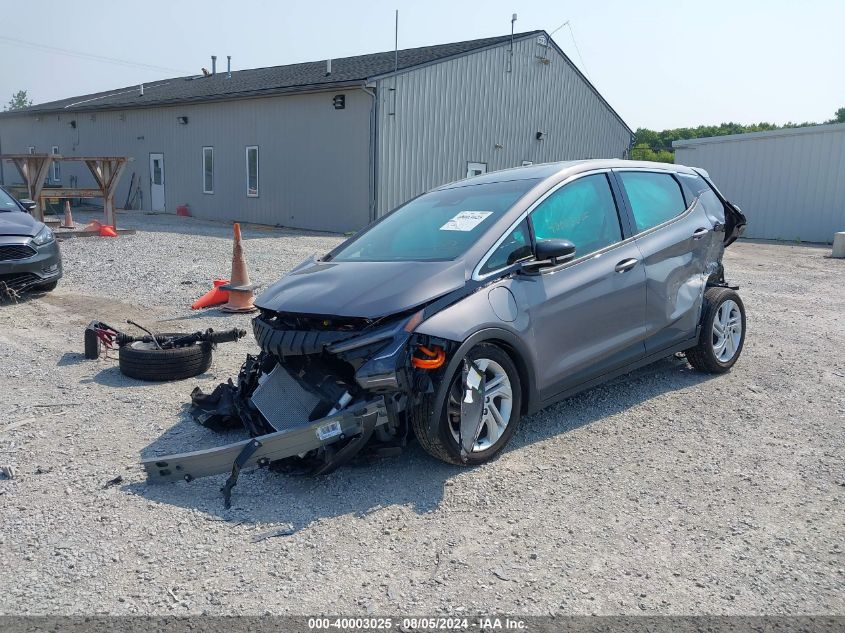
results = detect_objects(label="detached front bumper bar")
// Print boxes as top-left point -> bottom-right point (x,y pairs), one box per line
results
142,397 -> 388,485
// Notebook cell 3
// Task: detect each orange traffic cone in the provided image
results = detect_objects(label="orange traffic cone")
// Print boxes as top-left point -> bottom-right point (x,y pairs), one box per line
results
220,223 -> 257,313
60,201 -> 75,229
83,219 -> 103,232
99,225 -> 117,237
191,279 -> 230,310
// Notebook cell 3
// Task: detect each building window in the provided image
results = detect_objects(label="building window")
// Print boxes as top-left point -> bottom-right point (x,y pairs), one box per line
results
28,146 -> 35,154
466,162 -> 487,178
202,147 -> 214,194
51,145 -> 60,182
246,146 -> 259,197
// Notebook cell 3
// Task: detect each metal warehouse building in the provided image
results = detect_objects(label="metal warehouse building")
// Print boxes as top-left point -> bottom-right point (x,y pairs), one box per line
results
0,30 -> 631,233
674,123 -> 845,243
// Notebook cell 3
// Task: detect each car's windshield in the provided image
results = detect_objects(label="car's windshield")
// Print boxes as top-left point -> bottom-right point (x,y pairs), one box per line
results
330,178 -> 540,262
0,188 -> 21,213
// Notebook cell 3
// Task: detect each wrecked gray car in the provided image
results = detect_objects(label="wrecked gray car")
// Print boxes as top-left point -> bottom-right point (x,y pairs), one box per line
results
144,160 -> 747,505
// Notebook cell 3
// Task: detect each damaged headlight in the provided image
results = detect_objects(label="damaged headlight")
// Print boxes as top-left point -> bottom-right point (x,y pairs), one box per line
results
31,225 -> 54,246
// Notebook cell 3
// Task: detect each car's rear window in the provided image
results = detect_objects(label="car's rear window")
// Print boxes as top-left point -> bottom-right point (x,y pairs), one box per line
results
331,179 -> 540,262
618,171 -> 687,233
677,172 -> 726,224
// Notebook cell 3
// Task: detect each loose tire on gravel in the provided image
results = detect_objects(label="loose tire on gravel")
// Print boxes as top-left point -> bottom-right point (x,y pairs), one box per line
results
118,334 -> 212,381
412,342 -> 522,466
686,287 -> 746,374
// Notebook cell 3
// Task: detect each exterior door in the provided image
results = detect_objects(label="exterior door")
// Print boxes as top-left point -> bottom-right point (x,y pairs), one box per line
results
149,153 -> 165,211
516,173 -> 647,400
614,170 -> 720,353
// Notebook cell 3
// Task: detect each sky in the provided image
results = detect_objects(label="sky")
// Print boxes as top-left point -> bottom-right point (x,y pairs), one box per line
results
1,0 -> 843,130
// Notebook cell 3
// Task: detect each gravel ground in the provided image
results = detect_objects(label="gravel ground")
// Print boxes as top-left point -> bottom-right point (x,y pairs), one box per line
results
0,210 -> 843,616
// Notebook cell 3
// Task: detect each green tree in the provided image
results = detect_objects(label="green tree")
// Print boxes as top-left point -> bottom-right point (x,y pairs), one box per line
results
828,107 -> 845,123
3,90 -> 32,111
630,143 -> 674,163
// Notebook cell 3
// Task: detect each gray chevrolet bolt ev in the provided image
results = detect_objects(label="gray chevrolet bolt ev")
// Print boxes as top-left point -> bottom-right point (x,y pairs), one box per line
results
254,159 -> 747,465
0,186 -> 62,295
145,160 -> 748,491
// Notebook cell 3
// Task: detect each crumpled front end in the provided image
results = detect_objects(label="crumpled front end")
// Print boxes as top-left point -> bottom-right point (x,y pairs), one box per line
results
247,307 -> 457,450
142,305 -> 460,506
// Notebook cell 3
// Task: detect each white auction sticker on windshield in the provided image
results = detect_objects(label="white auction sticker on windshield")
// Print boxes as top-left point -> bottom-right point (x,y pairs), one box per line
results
440,211 -> 493,232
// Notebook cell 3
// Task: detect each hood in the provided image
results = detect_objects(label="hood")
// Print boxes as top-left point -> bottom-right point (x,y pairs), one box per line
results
256,257 -> 468,318
0,212 -> 39,237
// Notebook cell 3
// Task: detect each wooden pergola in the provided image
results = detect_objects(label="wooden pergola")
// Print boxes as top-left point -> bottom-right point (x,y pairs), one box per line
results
0,154 -> 132,228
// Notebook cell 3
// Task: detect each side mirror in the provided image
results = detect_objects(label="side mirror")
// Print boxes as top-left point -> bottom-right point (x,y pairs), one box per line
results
534,239 -> 576,265
18,199 -> 37,212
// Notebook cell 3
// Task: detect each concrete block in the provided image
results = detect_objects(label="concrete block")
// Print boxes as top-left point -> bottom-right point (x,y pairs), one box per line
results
833,232 -> 845,258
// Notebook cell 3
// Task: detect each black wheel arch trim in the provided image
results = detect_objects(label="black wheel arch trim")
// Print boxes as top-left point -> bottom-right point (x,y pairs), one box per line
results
426,327 -> 538,439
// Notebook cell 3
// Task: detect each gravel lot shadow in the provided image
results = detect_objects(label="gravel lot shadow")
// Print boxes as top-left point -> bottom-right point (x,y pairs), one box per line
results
129,354 -> 712,532
158,310 -> 252,322
57,351 -> 88,366
0,287 -> 53,305
85,364 -> 215,387
94,210 -> 342,240
513,355 -> 712,450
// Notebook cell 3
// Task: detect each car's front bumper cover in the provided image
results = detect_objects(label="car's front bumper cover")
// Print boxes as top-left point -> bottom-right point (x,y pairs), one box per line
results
142,397 -> 388,485
0,235 -> 62,290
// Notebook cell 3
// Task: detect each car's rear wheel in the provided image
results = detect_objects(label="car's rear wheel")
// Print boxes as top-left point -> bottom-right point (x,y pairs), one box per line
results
413,343 -> 522,465
686,287 -> 746,374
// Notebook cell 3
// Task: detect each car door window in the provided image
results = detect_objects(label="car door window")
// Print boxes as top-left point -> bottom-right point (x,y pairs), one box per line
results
530,173 -> 622,258
479,219 -> 532,275
618,171 -> 687,233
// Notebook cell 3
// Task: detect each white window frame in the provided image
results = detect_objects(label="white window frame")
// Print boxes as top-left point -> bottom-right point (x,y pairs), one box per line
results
466,161 -> 487,178
51,145 -> 60,182
28,146 -> 35,154
202,146 -> 214,194
246,145 -> 259,197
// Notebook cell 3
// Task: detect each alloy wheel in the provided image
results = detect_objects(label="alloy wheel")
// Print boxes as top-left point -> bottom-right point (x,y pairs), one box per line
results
712,299 -> 743,362
447,358 -> 513,452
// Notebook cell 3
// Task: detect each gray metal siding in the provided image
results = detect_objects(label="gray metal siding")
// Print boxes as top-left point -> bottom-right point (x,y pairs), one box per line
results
374,36 -> 631,214
675,124 -> 845,243
0,91 -> 372,233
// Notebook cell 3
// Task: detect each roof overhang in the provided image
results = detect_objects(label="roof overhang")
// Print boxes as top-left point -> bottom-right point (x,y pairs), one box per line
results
0,80 -> 368,118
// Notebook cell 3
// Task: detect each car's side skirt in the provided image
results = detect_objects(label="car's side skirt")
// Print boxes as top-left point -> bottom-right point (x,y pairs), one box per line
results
533,331 -> 700,414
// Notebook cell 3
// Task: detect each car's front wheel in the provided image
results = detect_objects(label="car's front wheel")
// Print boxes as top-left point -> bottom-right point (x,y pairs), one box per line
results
686,287 -> 746,373
413,343 -> 522,465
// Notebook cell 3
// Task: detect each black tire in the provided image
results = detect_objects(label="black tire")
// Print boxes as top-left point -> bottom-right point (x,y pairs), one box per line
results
37,280 -> 58,292
686,287 -> 746,374
118,334 -> 212,381
412,343 -> 522,465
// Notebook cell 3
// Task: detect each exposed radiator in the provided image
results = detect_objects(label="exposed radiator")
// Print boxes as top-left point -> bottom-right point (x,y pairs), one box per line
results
250,365 -> 320,432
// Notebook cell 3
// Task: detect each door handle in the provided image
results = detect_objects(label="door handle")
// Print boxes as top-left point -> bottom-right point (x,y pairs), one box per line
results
615,258 -> 638,273
692,227 -> 709,239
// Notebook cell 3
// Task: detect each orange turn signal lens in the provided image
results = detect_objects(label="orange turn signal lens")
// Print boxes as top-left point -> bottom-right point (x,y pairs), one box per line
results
411,345 -> 446,370
403,309 -> 425,333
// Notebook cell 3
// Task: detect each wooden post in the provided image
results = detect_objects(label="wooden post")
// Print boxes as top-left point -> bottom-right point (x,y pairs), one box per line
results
104,159 -> 128,229
101,160 -> 113,227
7,156 -> 52,222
